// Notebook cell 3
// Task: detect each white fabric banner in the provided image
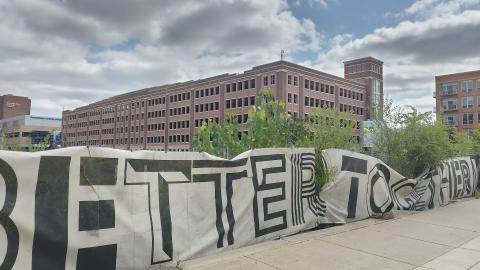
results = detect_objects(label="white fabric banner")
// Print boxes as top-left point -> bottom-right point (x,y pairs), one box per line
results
0,147 -> 478,269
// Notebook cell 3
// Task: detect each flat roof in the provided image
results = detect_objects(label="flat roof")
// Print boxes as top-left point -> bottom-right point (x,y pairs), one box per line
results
435,69 -> 480,78
67,58 -> 375,112
343,57 -> 383,65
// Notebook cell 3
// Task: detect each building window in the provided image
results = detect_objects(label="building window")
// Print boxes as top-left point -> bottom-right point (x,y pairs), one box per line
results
462,80 -> 473,92
305,79 -> 309,88
226,100 -> 231,109
443,114 -> 457,125
270,75 -> 276,84
238,82 -> 243,91
305,97 -> 309,106
244,80 -> 249,89
462,96 -> 473,108
263,76 -> 268,86
287,75 -> 292,84
287,93 -> 292,103
294,94 -> 298,104
477,79 -> 480,90
441,82 -> 457,95
250,79 -> 256,89
315,82 -> 319,91
463,113 -> 473,124
441,98 -> 457,110
294,76 -> 298,86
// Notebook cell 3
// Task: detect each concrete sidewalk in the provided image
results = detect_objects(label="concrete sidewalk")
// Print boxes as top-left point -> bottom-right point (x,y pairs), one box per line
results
180,199 -> 480,270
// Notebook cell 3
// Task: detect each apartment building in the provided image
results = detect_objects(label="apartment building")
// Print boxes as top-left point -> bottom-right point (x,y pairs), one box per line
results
435,70 -> 480,134
62,57 -> 383,151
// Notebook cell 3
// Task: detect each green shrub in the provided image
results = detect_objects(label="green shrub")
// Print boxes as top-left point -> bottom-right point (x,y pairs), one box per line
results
192,87 -> 359,191
371,99 -> 472,178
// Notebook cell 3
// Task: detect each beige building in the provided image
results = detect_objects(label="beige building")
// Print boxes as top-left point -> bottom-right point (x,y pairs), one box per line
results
0,115 -> 62,151
435,70 -> 480,134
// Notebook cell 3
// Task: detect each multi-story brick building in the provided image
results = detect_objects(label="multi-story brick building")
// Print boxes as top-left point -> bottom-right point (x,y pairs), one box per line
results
62,57 -> 383,151
435,70 -> 480,134
0,94 -> 31,120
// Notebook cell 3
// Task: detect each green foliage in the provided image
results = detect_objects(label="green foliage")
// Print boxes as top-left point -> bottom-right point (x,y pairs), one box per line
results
476,188 -> 480,199
370,99 -> 471,178
193,87 -> 360,191
28,130 -> 55,152
1,129 -> 56,152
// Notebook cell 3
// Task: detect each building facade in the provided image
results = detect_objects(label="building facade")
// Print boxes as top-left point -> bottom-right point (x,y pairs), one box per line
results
0,94 -> 31,120
62,57 -> 383,151
435,70 -> 480,134
0,115 -> 62,151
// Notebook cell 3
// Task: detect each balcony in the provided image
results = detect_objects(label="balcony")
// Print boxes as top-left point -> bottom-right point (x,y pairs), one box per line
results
441,92 -> 457,97
442,107 -> 458,112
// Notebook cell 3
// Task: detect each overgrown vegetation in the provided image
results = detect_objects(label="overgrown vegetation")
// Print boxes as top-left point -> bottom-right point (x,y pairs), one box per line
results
1,130 -> 56,152
370,99 -> 474,178
192,87 -> 359,190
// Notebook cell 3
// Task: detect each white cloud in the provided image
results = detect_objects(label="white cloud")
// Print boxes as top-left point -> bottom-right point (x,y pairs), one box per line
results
312,4 -> 480,112
0,0 -> 324,117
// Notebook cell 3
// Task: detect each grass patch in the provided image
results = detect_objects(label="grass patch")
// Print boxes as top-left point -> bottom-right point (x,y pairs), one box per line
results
476,189 -> 480,199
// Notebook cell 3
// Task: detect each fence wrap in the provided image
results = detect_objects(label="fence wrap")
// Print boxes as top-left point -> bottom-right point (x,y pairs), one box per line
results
0,147 -> 478,269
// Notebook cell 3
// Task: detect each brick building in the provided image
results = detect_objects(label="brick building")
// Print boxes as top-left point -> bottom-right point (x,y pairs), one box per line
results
62,57 -> 383,151
0,94 -> 31,120
435,70 -> 480,134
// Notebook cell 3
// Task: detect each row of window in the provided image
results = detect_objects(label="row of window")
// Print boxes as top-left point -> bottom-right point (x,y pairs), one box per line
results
195,118 -> 220,127
148,97 -> 166,106
441,79 -> 480,95
346,63 -> 382,75
304,97 -> 334,108
102,128 -> 114,135
101,118 -> 115,125
226,80 -> 256,93
443,113 -> 480,125
148,123 -> 165,131
339,104 -> 364,115
196,87 -> 220,98
88,130 -> 100,136
169,134 -> 190,143
170,92 -> 191,103
169,120 -> 190,130
170,106 -> 190,116
226,96 -> 256,109
147,136 -> 165,144
340,88 -> 364,101
195,102 -> 219,113
148,110 -> 166,118
304,79 -> 335,94
441,96 -> 480,110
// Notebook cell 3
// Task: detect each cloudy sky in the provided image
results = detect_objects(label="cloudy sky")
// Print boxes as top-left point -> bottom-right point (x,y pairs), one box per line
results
1,0 -> 479,117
